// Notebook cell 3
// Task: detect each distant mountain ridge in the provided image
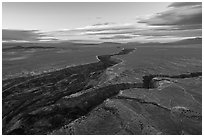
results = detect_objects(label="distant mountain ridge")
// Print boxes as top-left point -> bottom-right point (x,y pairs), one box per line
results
2,37 -> 202,48
169,37 -> 202,45
124,37 -> 202,47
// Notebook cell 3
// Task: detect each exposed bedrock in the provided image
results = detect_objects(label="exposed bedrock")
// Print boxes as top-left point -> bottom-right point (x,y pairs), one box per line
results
142,72 -> 202,89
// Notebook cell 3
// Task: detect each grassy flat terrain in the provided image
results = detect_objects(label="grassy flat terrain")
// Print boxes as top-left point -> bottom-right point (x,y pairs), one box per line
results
3,44 -> 120,78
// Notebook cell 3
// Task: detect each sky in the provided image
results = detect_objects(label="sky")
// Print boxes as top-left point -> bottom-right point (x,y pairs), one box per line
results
2,2 -> 202,43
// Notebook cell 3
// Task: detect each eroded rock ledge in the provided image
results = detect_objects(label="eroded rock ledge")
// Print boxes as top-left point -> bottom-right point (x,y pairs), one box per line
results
142,72 -> 202,88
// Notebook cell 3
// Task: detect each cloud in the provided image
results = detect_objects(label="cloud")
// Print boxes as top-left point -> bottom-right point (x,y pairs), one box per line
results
144,35 -> 194,43
96,17 -> 102,19
133,29 -> 201,37
76,23 -> 138,33
138,2 -> 202,28
3,2 -> 201,44
39,17 -> 201,43
2,29 -> 43,41
92,22 -> 115,26
40,23 -> 143,40
168,2 -> 201,8
84,24 -> 202,38
100,35 -> 135,40
2,29 -> 60,42
170,24 -> 202,30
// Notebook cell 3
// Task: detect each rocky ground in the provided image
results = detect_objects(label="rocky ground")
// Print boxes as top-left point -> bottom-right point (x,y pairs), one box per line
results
2,48 -> 202,135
